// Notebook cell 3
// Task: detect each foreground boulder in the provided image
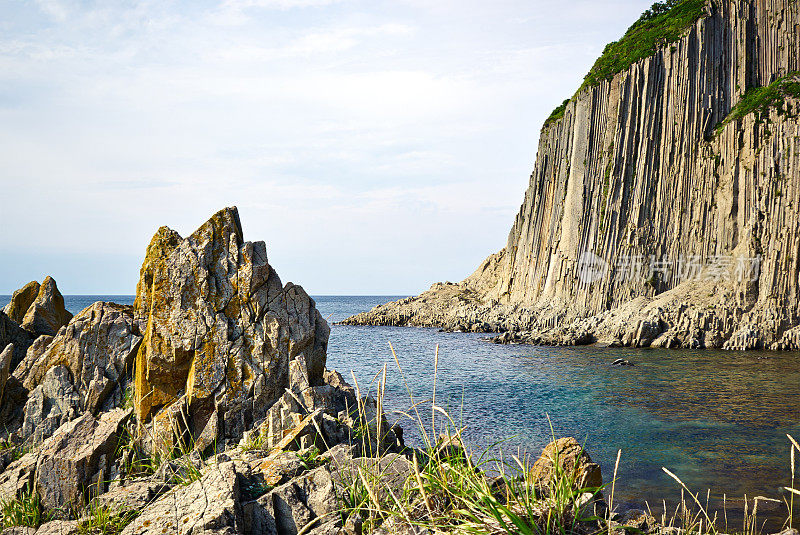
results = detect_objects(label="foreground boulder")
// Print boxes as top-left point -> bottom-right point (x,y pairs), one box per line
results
133,207 -> 330,452
0,409 -> 130,511
531,437 -> 603,490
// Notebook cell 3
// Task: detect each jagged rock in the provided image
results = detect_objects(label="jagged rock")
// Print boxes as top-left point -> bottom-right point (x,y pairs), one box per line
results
723,325 -> 762,350
133,207 -> 329,452
531,437 -> 603,490
0,450 -> 37,504
0,336 -> 53,433
21,365 -> 81,444
0,313 -> 34,372
11,335 -> 54,386
2,281 -> 40,324
2,527 -> 36,535
121,459 -> 244,535
246,465 -> 339,535
241,362 -> 368,454
343,0 -> 800,352
20,277 -> 72,337
34,408 -> 131,510
20,302 -> 140,415
91,478 -> 171,511
0,344 -> 12,405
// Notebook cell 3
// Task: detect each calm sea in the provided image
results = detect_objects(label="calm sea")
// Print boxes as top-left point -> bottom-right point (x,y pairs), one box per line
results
3,294 -> 799,523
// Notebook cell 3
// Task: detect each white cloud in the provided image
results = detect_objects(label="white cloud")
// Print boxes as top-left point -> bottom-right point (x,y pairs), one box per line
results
224,0 -> 347,9
0,0 -> 654,293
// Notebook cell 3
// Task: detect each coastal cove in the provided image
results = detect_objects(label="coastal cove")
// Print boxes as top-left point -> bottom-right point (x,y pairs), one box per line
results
7,294 -> 800,519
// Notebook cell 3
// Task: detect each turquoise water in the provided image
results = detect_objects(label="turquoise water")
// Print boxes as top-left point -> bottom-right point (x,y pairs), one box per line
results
3,294 -> 800,523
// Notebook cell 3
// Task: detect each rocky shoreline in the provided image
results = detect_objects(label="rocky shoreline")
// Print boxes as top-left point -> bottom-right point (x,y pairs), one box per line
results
0,208 -> 603,534
0,209 -> 797,535
342,0 -> 800,352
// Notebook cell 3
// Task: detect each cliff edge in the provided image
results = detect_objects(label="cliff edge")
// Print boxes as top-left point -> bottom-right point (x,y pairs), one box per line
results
343,0 -> 800,350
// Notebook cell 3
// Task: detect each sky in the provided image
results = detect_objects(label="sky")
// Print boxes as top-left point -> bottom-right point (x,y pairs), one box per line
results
0,0 -> 653,295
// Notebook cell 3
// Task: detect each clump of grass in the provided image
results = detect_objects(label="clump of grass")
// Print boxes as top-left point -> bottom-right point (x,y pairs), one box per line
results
0,438 -> 27,463
77,502 -> 138,535
333,344 -> 606,535
579,0 -> 707,91
0,485 -> 47,530
329,345 -> 800,535
543,99 -> 570,131
715,72 -> 800,134
114,428 -> 161,478
241,429 -> 267,452
297,446 -> 327,471
121,384 -> 134,410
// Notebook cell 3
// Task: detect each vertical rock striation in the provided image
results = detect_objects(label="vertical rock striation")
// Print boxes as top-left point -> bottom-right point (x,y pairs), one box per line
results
343,0 -> 800,350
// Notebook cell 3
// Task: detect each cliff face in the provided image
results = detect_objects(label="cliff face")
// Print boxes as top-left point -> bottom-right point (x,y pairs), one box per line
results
344,0 -> 800,350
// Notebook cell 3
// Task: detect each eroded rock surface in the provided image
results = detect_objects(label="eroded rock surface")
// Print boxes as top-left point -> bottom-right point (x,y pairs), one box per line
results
0,313 -> 34,372
2,281 -> 40,325
20,302 -> 140,415
133,207 -> 330,451
19,277 -> 72,337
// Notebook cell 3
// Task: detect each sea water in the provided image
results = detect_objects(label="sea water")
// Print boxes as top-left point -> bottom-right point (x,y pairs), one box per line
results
3,294 -> 799,523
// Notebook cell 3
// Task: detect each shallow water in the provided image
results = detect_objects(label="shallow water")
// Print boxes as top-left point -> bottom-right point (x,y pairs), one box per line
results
4,294 -> 800,523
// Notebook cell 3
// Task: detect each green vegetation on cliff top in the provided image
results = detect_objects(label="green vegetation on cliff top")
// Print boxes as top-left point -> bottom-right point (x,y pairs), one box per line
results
542,99 -> 570,130
580,0 -> 707,90
543,0 -> 707,130
715,72 -> 800,133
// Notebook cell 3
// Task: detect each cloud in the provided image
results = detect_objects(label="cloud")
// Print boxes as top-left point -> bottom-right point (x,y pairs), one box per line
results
0,0 -> 653,293
223,0 -> 347,9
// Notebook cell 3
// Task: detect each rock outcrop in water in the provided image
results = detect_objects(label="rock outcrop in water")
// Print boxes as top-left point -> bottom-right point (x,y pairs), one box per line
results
343,0 -> 800,350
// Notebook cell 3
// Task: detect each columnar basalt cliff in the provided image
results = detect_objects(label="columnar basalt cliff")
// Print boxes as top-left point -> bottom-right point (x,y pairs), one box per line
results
344,0 -> 800,350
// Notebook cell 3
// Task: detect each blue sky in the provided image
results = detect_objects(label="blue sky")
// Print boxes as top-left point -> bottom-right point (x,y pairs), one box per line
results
1,0 -> 652,295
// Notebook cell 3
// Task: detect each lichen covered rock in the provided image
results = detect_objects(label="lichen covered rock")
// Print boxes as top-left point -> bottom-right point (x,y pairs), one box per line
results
531,437 -> 603,490
2,281 -> 40,325
133,207 -> 329,451
19,276 -> 72,337
20,302 -> 141,415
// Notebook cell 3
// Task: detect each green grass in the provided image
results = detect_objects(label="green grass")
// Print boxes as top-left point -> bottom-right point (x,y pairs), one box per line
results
541,0 -> 708,131
579,0 -> 707,91
0,485 -> 47,530
542,100 -> 570,131
326,346 -> 800,535
715,72 -> 800,134
297,446 -> 327,471
77,502 -> 138,535
0,439 -> 26,463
